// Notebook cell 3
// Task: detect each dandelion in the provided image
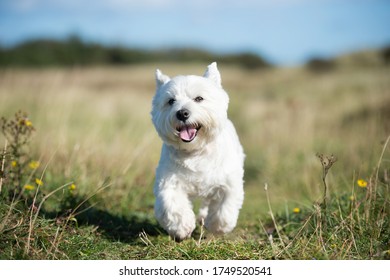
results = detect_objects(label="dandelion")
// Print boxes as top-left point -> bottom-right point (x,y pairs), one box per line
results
357,179 -> 368,188
69,183 -> 76,191
293,207 -> 301,214
29,160 -> 40,169
11,161 -> 17,167
35,178 -> 43,186
24,184 -> 35,191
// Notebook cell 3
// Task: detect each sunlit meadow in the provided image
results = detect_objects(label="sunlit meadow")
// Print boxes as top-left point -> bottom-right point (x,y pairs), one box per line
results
0,60 -> 389,259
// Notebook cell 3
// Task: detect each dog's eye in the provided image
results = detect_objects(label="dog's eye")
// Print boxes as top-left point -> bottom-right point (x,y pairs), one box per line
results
168,98 -> 176,105
194,96 -> 204,102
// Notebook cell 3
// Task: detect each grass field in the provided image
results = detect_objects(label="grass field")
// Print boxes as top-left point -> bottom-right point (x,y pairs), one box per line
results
0,61 -> 389,259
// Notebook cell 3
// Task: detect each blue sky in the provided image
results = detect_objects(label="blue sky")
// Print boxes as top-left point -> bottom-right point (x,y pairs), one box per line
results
1,0 -> 390,65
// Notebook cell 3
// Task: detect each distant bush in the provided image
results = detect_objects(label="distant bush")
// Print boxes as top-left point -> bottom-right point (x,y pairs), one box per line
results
381,46 -> 390,65
0,36 -> 270,69
305,57 -> 336,72
219,52 -> 269,70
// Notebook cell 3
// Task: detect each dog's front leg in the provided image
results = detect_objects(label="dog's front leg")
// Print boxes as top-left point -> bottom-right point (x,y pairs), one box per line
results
204,183 -> 244,235
154,182 -> 196,241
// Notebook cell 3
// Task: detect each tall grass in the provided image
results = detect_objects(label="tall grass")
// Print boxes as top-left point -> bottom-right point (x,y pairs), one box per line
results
0,63 -> 389,259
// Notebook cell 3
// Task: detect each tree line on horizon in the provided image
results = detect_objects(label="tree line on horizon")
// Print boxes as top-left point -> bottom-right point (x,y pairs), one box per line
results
1,36 -> 389,71
0,36 -> 270,70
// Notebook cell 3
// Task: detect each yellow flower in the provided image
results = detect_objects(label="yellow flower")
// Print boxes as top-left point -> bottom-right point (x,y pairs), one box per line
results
293,207 -> 301,214
69,183 -> 76,191
357,179 -> 368,188
11,161 -> 17,167
25,120 -> 33,127
29,161 -> 40,169
349,195 -> 355,201
19,118 -> 33,127
35,178 -> 43,186
24,184 -> 35,191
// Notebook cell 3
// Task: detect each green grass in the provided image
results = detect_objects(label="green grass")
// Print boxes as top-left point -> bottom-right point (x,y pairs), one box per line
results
0,63 -> 389,259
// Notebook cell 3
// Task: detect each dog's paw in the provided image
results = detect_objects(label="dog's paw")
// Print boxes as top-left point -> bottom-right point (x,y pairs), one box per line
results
205,221 -> 234,235
204,211 -> 237,235
168,223 -> 195,242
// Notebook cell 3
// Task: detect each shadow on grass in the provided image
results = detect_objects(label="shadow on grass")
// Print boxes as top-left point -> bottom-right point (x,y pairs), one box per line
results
76,208 -> 162,243
41,195 -> 163,244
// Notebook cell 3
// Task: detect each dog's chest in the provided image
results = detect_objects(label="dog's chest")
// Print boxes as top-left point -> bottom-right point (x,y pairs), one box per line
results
176,154 -> 227,197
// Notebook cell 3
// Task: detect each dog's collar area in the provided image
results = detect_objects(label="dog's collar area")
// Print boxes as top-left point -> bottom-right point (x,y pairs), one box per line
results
176,124 -> 201,142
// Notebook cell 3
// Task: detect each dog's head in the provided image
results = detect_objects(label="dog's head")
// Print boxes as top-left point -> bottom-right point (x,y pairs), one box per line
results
151,62 -> 229,152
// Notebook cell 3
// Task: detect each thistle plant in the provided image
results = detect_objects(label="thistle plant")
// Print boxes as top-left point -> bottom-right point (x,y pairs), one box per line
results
316,153 -> 337,230
0,111 -> 38,202
316,153 -> 337,208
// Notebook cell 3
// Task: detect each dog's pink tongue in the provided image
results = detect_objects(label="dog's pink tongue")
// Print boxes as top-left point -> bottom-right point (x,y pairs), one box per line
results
179,126 -> 197,142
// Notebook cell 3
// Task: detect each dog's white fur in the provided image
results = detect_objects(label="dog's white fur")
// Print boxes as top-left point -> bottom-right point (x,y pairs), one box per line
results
151,62 -> 244,240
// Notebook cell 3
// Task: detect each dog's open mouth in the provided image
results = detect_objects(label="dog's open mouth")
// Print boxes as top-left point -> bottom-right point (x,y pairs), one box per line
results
176,124 -> 201,142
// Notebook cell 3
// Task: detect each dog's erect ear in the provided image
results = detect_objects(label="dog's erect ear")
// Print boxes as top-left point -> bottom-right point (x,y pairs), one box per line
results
203,62 -> 221,87
155,69 -> 170,89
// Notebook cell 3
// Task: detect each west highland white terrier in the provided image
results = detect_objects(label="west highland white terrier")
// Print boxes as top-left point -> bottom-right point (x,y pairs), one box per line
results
151,62 -> 245,241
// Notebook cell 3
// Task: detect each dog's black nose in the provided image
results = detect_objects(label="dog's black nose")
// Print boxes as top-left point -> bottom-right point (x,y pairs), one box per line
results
176,109 -> 190,121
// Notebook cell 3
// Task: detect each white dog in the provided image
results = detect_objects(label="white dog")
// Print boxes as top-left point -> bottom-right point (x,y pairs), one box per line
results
151,62 -> 244,241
